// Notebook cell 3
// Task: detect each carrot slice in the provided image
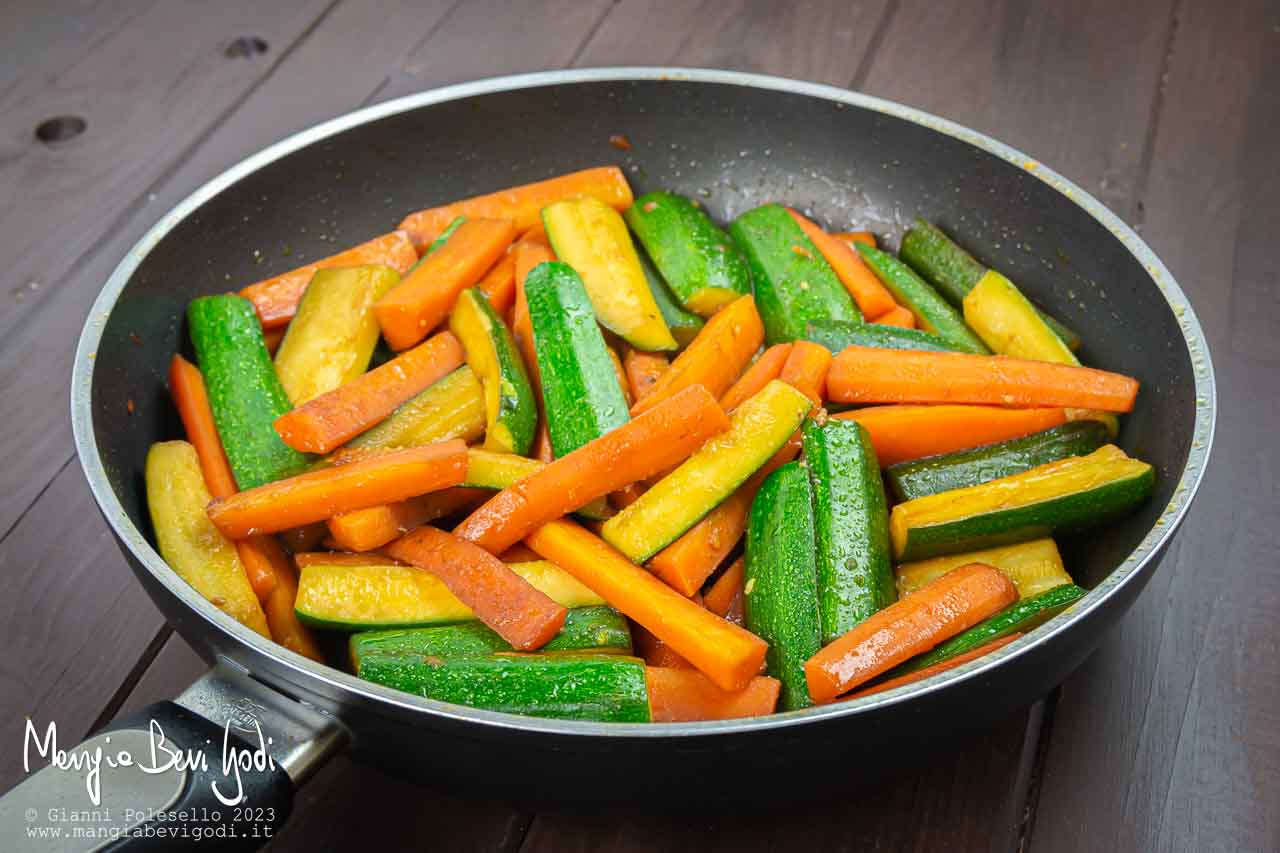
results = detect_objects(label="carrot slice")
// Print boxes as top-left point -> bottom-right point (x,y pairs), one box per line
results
272,331 -> 465,454
513,237 -> 556,385
263,327 -> 286,355
454,385 -> 729,554
384,526 -> 566,650
208,441 -> 468,538
703,556 -> 745,620
476,250 -> 518,316
832,404 -> 1068,467
168,354 -> 277,600
718,343 -> 792,411
375,219 -> 517,350
496,543 -> 541,563
398,166 -> 634,251
786,210 -> 897,319
326,487 -> 490,552
631,295 -> 764,416
804,562 -> 1017,702
778,339 -> 833,405
607,344 -> 634,407
255,536 -> 324,661
834,231 -> 877,248
279,522 -> 327,554
648,436 -> 800,597
827,346 -> 1140,412
622,348 -> 669,403
634,624 -> 694,669
872,304 -> 917,329
646,667 -> 781,721
845,633 -> 1022,700
240,230 -> 418,329
525,519 -> 768,691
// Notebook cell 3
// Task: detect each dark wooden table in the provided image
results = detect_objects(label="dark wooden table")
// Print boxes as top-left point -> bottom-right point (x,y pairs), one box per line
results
3,0 -> 1275,849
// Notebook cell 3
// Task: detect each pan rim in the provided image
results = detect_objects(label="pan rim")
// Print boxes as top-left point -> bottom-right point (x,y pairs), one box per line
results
71,67 -> 1216,738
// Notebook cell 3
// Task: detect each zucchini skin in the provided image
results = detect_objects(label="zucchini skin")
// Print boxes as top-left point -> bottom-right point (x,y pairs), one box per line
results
899,218 -> 1081,350
729,203 -> 861,344
854,244 -> 990,354
625,191 -> 752,315
892,584 -> 1085,675
525,261 -> 632,457
346,365 -> 485,451
637,244 -> 704,347
744,462 -> 822,710
355,652 -> 651,722
187,294 -> 311,489
886,421 -> 1112,502
802,418 -> 896,644
450,288 -> 537,455
805,319 -> 960,353
349,606 -> 632,662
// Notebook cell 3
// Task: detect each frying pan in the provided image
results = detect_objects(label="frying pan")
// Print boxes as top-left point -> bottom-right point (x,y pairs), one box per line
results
3,69 -> 1214,849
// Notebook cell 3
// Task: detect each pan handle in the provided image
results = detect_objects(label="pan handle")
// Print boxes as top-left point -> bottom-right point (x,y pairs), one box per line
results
0,659 -> 346,851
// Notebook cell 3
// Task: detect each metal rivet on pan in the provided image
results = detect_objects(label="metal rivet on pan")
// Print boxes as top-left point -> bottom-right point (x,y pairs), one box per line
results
34,115 -> 86,144
224,36 -> 269,58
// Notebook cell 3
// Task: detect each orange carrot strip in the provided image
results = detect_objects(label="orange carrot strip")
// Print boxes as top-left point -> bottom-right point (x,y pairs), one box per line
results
273,331 -> 465,454
168,354 -> 277,600
513,237 -> 556,392
606,344 -> 634,407
631,295 -> 764,416
634,624 -> 694,669
326,487 -> 490,552
208,441 -> 468,538
703,556 -> 745,620
833,404 -> 1070,467
834,231 -> 877,248
778,340 -> 833,405
827,346 -> 1140,412
279,522 -> 327,554
476,250 -> 518,316
846,634 -> 1022,700
623,348 -> 669,403
609,482 -> 647,511
787,210 -> 896,319
496,543 -> 542,563
240,230 -> 417,329
398,166 -> 633,251
520,222 -> 548,244
718,343 -> 792,411
804,563 -> 1017,702
454,385 -> 729,554
646,667 -> 781,721
384,525 -> 567,650
525,519 -> 768,690
872,304 -> 917,329
375,219 -> 517,350
263,327 -> 286,355
649,436 -> 800,597
255,536 -> 324,661
532,420 -> 555,463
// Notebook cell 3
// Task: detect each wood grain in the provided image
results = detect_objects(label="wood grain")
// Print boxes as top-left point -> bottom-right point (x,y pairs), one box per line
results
1029,1 -> 1280,850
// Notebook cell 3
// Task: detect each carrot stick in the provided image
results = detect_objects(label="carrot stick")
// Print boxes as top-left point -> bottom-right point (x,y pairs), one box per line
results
623,348 -> 669,403
778,339 -> 832,405
532,420 -> 555,463
634,624 -> 694,669
279,522 -> 327,554
646,667 -> 781,721
496,543 -> 541,563
375,219 -> 517,350
208,440 -> 468,538
520,222 -> 548,244
397,166 -> 634,251
827,346 -> 1140,412
872,304 -> 917,328
476,250 -> 518,316
240,230 -> 418,329
606,344 -> 634,407
326,487 -> 490,552
454,385 -> 729,553
845,633 -> 1022,700
525,519 -> 768,690
718,343 -> 792,411
631,295 -> 764,416
786,210 -> 897,319
255,536 -> 324,660
834,231 -> 877,248
273,331 -> 465,454
703,556 -> 745,621
263,327 -> 286,355
513,237 -> 555,378
609,482 -> 647,510
832,404 -> 1069,466
168,354 -> 277,600
804,563 -> 1017,702
384,526 -> 567,650
648,436 -> 800,596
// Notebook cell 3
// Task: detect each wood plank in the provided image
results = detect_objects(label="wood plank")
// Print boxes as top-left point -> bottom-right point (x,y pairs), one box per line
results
1029,1 -> 1280,850
575,0 -> 894,86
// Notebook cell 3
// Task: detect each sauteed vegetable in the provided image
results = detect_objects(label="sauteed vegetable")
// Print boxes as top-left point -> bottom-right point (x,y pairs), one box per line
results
145,166 -> 1151,723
